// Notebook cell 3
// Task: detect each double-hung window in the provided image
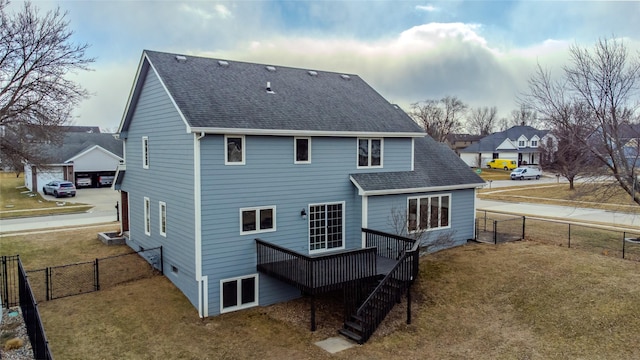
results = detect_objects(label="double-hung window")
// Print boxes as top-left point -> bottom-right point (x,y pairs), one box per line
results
225,135 -> 245,165
357,138 -> 382,168
294,137 -> 311,164
220,274 -> 258,313
240,206 -> 275,234
407,194 -> 450,232
142,136 -> 149,169
309,202 -> 344,253
144,197 -> 151,236
531,140 -> 538,147
159,201 -> 167,237
518,140 -> 526,147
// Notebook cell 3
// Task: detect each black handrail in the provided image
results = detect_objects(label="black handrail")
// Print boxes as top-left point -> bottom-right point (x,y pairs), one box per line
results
353,239 -> 420,343
255,239 -> 378,295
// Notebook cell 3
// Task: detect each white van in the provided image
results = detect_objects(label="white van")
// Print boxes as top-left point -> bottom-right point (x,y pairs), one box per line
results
510,166 -> 542,180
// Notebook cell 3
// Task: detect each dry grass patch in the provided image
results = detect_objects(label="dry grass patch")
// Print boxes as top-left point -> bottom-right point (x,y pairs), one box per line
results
35,240 -> 640,359
0,225 -> 129,269
477,168 -> 512,181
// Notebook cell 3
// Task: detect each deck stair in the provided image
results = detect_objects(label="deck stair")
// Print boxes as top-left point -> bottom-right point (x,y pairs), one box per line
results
339,249 -> 418,344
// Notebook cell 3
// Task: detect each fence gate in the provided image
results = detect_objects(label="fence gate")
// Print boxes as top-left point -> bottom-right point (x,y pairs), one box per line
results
475,215 -> 525,244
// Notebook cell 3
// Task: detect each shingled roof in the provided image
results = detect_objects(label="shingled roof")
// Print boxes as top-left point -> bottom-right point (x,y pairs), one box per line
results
120,50 -> 424,135
460,125 -> 548,153
40,132 -> 123,164
350,136 -> 484,194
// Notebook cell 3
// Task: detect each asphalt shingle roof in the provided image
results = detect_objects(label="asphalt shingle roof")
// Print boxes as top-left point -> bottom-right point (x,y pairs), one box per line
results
460,125 -> 548,153
41,132 -> 123,163
350,136 -> 484,193
142,50 -> 424,134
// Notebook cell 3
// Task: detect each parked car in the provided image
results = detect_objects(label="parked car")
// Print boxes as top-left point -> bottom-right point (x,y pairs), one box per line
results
76,177 -> 92,187
487,159 -> 517,170
42,180 -> 76,198
98,175 -> 115,187
510,166 -> 542,180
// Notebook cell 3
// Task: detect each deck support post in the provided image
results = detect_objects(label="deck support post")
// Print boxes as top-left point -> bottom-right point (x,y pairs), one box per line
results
310,295 -> 317,331
406,286 -> 412,325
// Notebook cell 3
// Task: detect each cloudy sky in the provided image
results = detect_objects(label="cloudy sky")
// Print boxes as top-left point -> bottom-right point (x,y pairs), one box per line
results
9,0 -> 640,131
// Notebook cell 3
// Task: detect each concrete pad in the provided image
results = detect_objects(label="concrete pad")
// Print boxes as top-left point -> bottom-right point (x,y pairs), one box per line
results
315,336 -> 356,353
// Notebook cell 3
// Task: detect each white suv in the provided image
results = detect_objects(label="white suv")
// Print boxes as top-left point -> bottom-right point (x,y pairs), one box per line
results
43,180 -> 77,198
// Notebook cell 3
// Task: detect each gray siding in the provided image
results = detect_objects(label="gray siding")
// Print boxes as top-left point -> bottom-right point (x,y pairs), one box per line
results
366,188 -> 477,250
119,69 -> 198,308
199,135 -> 413,315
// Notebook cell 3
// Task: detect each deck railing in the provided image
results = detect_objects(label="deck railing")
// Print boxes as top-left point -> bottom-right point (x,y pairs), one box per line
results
363,228 -> 416,260
351,238 -> 420,343
255,239 -> 377,295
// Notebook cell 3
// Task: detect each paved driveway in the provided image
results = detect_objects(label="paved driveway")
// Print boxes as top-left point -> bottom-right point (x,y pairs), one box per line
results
40,187 -> 119,212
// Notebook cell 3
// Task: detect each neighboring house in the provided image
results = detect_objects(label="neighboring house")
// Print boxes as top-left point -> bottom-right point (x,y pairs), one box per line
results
445,133 -> 483,155
114,50 -> 484,342
458,125 -> 550,168
24,132 -> 123,192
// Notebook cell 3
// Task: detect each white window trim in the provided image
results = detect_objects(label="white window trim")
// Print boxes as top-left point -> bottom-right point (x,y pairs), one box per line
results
356,138 -> 384,169
225,135 -> 245,165
239,206 -> 276,235
142,136 -> 149,169
294,137 -> 311,164
308,201 -> 346,254
159,201 -> 167,237
220,274 -> 259,314
407,194 -> 452,234
144,197 -> 151,236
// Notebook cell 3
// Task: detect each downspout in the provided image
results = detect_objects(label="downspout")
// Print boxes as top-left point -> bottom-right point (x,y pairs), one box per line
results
194,132 -> 207,317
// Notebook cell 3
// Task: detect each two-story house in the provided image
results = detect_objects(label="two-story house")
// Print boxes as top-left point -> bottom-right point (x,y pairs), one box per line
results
458,125 -> 550,168
114,50 -> 484,343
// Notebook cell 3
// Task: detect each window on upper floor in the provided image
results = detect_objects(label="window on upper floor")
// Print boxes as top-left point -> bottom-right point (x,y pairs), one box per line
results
407,194 -> 451,233
225,135 -> 245,165
531,140 -> 538,147
142,136 -> 149,169
294,137 -> 311,164
357,138 -> 382,168
220,274 -> 258,313
159,201 -> 167,237
144,197 -> 151,236
518,140 -> 526,147
240,206 -> 275,235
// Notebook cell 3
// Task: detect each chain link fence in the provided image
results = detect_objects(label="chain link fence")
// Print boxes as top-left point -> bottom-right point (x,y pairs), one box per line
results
475,211 -> 525,244
477,210 -> 640,262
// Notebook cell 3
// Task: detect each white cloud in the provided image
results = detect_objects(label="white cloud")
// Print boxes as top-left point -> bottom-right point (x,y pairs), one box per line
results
415,5 -> 439,13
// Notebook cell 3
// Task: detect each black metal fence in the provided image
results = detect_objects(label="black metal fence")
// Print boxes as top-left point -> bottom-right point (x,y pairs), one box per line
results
475,212 -> 525,244
2,247 -> 162,308
18,257 -> 54,360
476,210 -> 640,261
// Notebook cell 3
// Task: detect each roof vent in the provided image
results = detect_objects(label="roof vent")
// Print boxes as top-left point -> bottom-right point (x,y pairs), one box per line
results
308,70 -> 318,76
218,60 -> 229,67
266,66 -> 276,72
340,74 -> 351,80
175,55 -> 187,62
266,81 -> 275,94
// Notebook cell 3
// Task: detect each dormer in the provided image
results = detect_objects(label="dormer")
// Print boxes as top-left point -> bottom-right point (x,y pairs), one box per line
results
517,135 -> 528,148
530,135 -> 540,148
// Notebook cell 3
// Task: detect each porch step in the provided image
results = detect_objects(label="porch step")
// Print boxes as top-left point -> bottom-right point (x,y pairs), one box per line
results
338,328 -> 363,344
344,320 -> 363,333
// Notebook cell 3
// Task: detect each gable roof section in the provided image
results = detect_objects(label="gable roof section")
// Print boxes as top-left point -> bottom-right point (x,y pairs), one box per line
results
37,132 -> 123,164
119,50 -> 424,137
350,137 -> 484,195
460,125 -> 548,153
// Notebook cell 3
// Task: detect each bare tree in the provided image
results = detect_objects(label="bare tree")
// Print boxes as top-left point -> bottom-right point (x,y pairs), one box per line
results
0,1 -> 93,169
466,106 -> 497,135
410,96 -> 467,142
509,104 -> 539,127
524,37 -> 640,205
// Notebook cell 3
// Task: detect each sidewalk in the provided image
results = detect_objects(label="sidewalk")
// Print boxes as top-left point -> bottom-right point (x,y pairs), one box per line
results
477,199 -> 640,231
